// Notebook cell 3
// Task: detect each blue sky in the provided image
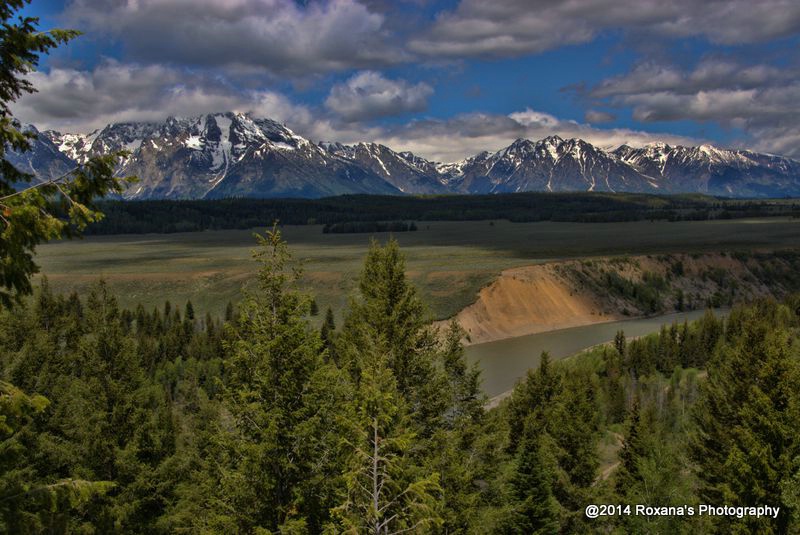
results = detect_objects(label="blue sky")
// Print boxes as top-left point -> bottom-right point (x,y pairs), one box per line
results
12,0 -> 800,161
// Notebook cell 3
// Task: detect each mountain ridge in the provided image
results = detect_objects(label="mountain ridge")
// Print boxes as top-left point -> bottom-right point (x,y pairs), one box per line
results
13,111 -> 800,199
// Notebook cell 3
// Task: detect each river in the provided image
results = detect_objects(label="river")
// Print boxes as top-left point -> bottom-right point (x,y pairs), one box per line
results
464,309 -> 724,398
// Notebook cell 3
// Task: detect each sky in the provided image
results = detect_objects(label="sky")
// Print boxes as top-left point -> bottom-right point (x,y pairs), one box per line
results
10,0 -> 800,162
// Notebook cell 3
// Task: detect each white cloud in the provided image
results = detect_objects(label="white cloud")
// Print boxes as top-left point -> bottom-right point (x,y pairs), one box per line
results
584,110 -> 616,123
324,71 -> 433,121
587,59 -> 800,157
9,58 -> 711,163
11,62 -> 312,132
411,0 -> 800,58
65,0 -> 405,76
370,109 -> 698,162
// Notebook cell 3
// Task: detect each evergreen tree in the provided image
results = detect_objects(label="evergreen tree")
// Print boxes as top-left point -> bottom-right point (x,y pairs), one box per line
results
614,330 -> 626,358
184,300 -> 195,321
550,373 -> 600,493
337,239 -> 446,436
440,320 -> 484,431
507,430 -> 560,535
615,398 -> 645,496
331,334 -> 442,534
430,321 -> 486,532
188,226 -> 346,532
320,306 -> 336,360
601,347 -> 626,424
692,300 -> 800,534
507,352 -> 562,453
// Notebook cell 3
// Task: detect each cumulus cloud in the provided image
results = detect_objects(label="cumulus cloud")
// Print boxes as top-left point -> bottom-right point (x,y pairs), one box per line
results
584,110 -> 616,123
590,60 -> 793,99
411,0 -> 800,58
324,71 -> 433,121
586,59 -> 800,157
11,60 -> 698,162
64,0 -> 405,76
11,62 -> 313,132
369,108 -> 697,162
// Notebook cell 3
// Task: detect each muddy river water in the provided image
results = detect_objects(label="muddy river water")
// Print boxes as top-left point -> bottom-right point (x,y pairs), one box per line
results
465,309 -> 725,398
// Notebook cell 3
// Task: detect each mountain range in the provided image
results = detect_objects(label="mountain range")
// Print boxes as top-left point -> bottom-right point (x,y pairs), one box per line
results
9,111 -> 800,199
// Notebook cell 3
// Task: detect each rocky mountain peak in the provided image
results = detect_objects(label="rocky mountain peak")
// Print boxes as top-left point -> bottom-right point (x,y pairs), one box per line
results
12,114 -> 800,199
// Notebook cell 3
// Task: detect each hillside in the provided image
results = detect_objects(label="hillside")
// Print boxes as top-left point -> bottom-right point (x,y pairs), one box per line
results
450,251 -> 800,344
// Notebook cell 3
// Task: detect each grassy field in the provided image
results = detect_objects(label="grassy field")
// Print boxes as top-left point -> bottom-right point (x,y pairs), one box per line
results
34,217 -> 800,322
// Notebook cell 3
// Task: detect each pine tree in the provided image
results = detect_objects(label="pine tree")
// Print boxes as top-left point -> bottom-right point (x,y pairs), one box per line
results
320,306 -> 336,360
692,300 -> 800,534
507,352 -> 562,453
0,7 -> 135,522
614,330 -> 626,358
615,398 -> 646,496
601,347 -> 626,423
551,373 -> 600,492
184,300 -> 195,320
331,336 -> 442,534
191,226 -> 346,532
337,239 -> 446,436
440,320 -> 484,431
507,430 -> 560,535
430,321 -> 486,532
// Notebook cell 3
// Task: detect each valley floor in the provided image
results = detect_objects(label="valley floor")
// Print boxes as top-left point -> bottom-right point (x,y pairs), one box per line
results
35,217 -> 800,327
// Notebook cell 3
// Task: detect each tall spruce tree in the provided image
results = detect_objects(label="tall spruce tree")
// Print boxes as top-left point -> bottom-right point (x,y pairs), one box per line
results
320,306 -> 337,361
508,429 -> 560,535
507,352 -> 562,454
0,3 -> 134,524
692,300 -> 800,534
190,227 -> 348,532
331,332 -> 442,534
336,239 -> 447,436
615,398 -> 645,496
429,321 -> 486,532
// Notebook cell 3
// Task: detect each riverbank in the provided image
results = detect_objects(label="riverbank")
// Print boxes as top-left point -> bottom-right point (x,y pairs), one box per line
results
441,250 -> 796,346
440,263 -> 621,345
468,308 -> 725,400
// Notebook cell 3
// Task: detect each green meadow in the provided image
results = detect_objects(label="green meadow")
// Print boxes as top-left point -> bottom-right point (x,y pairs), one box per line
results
35,217 -> 800,321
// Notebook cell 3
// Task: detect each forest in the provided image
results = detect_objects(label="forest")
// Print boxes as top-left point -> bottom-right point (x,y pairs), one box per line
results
2,2 -> 800,533
84,194 -> 800,235
2,231 -> 800,534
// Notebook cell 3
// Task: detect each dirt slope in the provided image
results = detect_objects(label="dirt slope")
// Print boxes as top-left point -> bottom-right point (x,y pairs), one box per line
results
444,251 -> 797,346
449,264 -> 620,345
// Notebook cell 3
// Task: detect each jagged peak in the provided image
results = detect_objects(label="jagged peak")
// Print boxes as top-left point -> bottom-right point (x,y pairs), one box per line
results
539,134 -> 564,144
509,137 -> 535,147
645,141 -> 669,149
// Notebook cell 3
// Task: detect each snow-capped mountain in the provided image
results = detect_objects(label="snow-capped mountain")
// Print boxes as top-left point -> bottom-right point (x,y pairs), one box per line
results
614,143 -> 800,197
12,113 -> 800,199
6,125 -> 75,183
450,136 -> 659,193
42,113 -> 401,198
45,122 -> 159,165
319,141 -> 448,194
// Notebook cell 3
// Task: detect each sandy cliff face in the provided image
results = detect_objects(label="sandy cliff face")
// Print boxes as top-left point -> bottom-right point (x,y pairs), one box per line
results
451,264 -> 619,344
446,251 -> 794,345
